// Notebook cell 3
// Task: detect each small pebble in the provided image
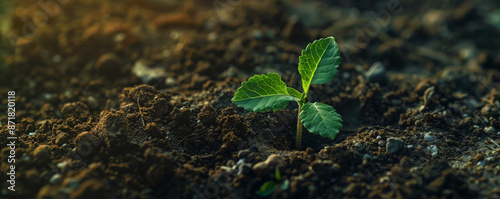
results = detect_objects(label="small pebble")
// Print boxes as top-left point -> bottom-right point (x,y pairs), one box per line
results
428,145 -> 438,157
132,60 -> 167,83
365,62 -> 388,83
165,77 -> 176,87
424,133 -> 434,141
386,138 -> 405,154
376,135 -> 382,140
237,149 -> 251,159
28,132 -> 36,136
43,93 -> 52,100
252,29 -> 263,39
406,145 -> 415,150
354,143 -> 362,148
49,174 -> 62,184
87,96 -> 98,109
428,145 -> 438,153
342,73 -> 351,79
465,99 -> 478,107
57,160 -> 68,168
473,125 -> 480,129
252,154 -> 284,175
484,127 -> 495,134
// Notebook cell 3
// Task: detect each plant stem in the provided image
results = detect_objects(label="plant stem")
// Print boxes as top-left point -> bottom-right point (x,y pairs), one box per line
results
296,106 -> 303,150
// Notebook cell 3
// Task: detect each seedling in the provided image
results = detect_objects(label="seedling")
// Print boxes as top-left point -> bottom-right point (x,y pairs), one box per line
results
256,168 -> 289,197
232,36 -> 343,149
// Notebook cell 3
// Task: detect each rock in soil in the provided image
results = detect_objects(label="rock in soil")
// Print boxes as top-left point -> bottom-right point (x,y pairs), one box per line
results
386,137 -> 405,154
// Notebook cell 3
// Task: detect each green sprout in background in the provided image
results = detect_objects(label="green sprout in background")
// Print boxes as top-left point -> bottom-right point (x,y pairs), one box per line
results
232,36 -> 343,149
256,168 -> 289,197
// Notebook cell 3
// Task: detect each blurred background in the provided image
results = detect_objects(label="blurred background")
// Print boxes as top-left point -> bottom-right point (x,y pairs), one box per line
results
1,0 -> 499,90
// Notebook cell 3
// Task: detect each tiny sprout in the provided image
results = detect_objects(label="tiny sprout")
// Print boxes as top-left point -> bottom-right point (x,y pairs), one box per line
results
232,37 -> 343,149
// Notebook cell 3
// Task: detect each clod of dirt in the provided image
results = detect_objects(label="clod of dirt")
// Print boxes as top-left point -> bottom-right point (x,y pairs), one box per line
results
144,148 -> 177,187
217,107 -> 247,138
419,161 -> 475,197
74,131 -> 100,157
61,102 -> 90,120
311,159 -> 339,177
94,53 -> 124,79
218,131 -> 243,154
170,107 -> 191,127
54,131 -> 70,146
145,123 -> 163,138
253,154 -> 284,175
386,137 -> 405,154
69,179 -> 110,199
197,105 -> 217,126
33,145 -> 51,164
120,85 -> 172,110
40,103 -> 57,119
146,164 -> 167,187
92,110 -> 132,153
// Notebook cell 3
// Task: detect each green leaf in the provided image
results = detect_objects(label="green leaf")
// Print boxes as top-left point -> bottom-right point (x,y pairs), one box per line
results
298,37 -> 341,95
287,87 -> 303,99
274,167 -> 281,181
232,73 -> 300,112
300,102 -> 342,140
256,181 -> 276,197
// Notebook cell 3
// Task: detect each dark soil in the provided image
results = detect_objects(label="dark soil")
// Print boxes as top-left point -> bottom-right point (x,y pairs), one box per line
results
1,0 -> 500,198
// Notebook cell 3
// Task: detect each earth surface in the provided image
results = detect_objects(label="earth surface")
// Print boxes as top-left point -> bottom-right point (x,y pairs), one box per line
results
1,0 -> 500,198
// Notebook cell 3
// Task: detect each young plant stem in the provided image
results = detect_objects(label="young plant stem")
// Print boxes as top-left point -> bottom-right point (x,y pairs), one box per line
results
296,106 -> 303,149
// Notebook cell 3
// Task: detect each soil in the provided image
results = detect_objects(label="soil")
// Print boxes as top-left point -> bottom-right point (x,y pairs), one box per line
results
1,0 -> 500,198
